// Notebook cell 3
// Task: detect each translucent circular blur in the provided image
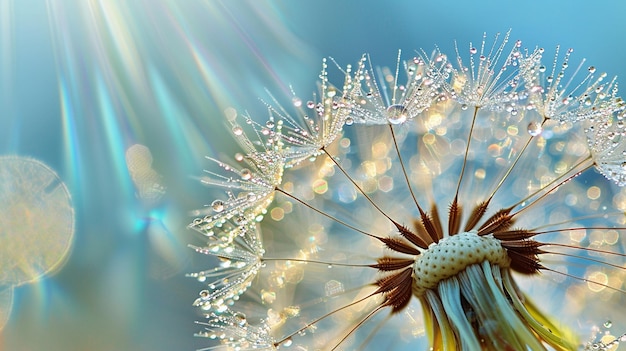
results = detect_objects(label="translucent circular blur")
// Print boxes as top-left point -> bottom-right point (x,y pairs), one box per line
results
0,156 -> 75,287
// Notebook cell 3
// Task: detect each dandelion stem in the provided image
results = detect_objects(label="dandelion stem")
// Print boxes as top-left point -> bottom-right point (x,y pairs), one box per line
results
532,212 -> 626,231
541,250 -> 626,271
275,187 -> 379,239
331,305 -> 386,351
454,106 -> 480,200
544,267 -> 626,295
261,257 -> 374,268
485,120 -> 545,203
321,147 -> 396,223
510,156 -> 593,217
274,291 -> 380,348
388,124 -> 426,215
535,226 -> 626,237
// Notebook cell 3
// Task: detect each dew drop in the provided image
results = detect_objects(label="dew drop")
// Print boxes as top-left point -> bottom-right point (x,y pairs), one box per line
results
386,104 -> 408,124
281,338 -> 293,347
292,97 -> 302,107
246,192 -> 257,202
469,47 -> 477,54
234,153 -> 244,162
233,312 -> 247,327
604,320 -> 613,329
232,125 -> 243,136
461,104 -> 468,111
211,200 -> 225,212
589,66 -> 597,74
527,121 -> 542,136
306,101 -> 315,109
240,169 -> 252,180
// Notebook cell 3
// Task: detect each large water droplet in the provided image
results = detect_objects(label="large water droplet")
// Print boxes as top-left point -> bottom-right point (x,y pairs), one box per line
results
527,121 -> 543,136
386,104 -> 408,124
604,320 -> 613,329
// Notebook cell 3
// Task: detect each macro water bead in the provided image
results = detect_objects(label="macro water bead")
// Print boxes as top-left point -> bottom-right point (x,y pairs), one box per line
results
189,33 -> 626,350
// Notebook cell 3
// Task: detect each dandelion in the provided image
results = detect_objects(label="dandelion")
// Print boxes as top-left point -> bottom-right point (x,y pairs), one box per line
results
190,33 -> 626,350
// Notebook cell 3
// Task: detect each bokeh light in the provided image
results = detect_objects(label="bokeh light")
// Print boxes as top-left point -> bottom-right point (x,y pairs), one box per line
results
0,156 -> 74,329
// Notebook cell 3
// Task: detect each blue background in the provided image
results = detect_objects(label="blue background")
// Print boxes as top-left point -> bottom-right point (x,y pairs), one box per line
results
1,0 -> 625,350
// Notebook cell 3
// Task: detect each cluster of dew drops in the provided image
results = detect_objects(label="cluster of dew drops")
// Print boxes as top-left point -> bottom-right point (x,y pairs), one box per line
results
585,321 -> 626,351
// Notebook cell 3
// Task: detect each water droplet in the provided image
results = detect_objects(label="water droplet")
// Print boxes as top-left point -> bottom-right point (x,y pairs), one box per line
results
345,117 -> 354,125
246,193 -> 257,202
538,65 -> 546,73
306,101 -> 315,109
266,120 -> 275,129
469,47 -> 477,54
604,320 -> 613,329
589,66 -> 596,73
461,104 -> 468,111
386,104 -> 408,124
211,200 -> 225,212
292,97 -> 302,107
232,125 -> 243,136
281,337 -> 293,347
527,121 -> 542,136
234,153 -> 244,162
240,169 -> 252,180
233,312 -> 247,327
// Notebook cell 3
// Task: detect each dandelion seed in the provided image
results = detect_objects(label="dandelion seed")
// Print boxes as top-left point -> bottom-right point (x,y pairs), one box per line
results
446,30 -> 524,111
263,58 -> 354,167
520,46 -> 625,124
349,51 -> 448,125
190,33 -> 626,350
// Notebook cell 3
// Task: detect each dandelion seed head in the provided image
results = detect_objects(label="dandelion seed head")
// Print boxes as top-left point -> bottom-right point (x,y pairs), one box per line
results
190,32 -> 626,350
412,231 -> 509,296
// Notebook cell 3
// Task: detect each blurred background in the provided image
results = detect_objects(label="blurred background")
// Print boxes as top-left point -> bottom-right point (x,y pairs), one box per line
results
0,0 -> 625,350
